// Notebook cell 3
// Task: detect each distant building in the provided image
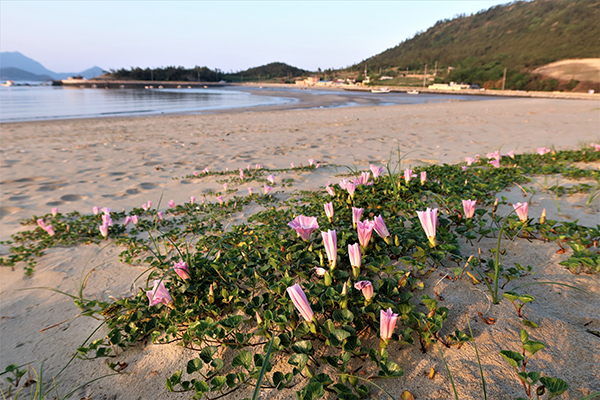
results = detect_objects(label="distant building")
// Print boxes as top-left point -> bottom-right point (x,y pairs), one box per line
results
295,76 -> 320,86
428,82 -> 470,91
380,76 -> 394,80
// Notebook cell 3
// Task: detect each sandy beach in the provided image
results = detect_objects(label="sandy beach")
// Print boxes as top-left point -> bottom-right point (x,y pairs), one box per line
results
1,97 -> 599,399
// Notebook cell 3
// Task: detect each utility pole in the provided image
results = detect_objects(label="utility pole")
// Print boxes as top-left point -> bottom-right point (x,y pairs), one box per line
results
151,70 -> 153,81
502,67 -> 507,90
423,63 -> 427,88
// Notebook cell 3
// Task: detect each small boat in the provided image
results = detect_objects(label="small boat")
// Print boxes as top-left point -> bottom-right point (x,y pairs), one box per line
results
1,80 -> 15,87
407,90 -> 419,95
371,87 -> 390,93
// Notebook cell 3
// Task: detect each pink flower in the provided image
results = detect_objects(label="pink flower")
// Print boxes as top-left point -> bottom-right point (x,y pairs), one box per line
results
590,143 -> 600,151
486,150 -> 500,160
308,159 -> 315,166
101,207 -> 111,215
193,171 -> 199,176
223,183 -> 228,191
420,171 -> 427,185
146,280 -> 172,307
537,147 -> 551,155
288,216 -> 319,241
239,169 -> 245,179
255,164 -> 262,170
462,166 -> 468,172
352,207 -> 363,227
267,175 -> 275,184
52,208 -> 58,216
326,184 -> 335,196
173,260 -> 190,280
37,218 -> 46,229
462,200 -> 477,219
99,224 -> 109,238
157,211 -> 164,220
380,308 -> 399,342
168,200 -> 175,208
348,243 -> 361,268
92,206 -> 99,215
504,151 -> 515,159
123,216 -> 132,226
370,164 -> 384,179
217,195 -> 224,204
373,215 -> 391,242
324,202 -> 334,221
354,281 -> 373,301
203,168 -> 209,174
345,181 -> 357,197
465,157 -> 476,166
132,215 -> 139,224
489,159 -> 500,168
417,208 -> 438,247
513,202 -> 529,222
357,220 -> 375,248
246,164 -> 251,171
248,187 -> 253,195
45,225 -> 55,236
286,284 -> 314,322
321,230 -> 337,268
356,172 -> 371,185
291,162 -> 296,169
142,203 -> 148,211
102,214 -> 113,226
403,168 -> 416,183
190,196 -> 196,205
264,185 -> 273,195
314,267 -> 327,276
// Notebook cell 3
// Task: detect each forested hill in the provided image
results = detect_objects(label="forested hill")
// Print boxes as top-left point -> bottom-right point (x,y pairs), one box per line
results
237,62 -> 307,79
355,0 -> 599,89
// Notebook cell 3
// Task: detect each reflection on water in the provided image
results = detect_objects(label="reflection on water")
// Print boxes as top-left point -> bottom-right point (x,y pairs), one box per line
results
0,86 -> 294,122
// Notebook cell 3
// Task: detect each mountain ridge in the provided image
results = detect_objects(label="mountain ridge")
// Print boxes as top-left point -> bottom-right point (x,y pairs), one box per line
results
0,51 -> 104,80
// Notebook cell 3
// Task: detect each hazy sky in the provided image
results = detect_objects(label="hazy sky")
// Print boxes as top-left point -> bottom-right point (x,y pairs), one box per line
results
1,1 -> 508,73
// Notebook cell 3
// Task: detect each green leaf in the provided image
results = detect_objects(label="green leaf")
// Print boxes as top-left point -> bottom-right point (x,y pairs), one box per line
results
539,377 -> 569,398
288,354 -> 309,370
292,340 -> 314,355
522,340 -> 545,356
211,376 -> 227,390
273,371 -> 285,390
194,380 -> 209,393
186,358 -> 203,374
232,351 -> 253,371
500,350 -> 524,368
300,382 -> 325,400
503,291 -> 520,302
330,329 -> 351,344
523,320 -> 538,329
200,346 -> 218,363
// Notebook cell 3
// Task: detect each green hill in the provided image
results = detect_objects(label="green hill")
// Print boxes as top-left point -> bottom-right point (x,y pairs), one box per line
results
354,0 -> 600,90
224,62 -> 308,83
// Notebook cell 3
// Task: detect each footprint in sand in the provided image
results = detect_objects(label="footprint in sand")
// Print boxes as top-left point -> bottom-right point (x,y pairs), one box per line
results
140,182 -> 159,190
0,206 -> 24,218
60,194 -> 86,202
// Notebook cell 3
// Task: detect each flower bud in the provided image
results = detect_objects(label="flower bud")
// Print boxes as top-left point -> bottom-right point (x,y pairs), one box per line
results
256,312 -> 263,326
540,208 -> 546,224
208,283 -> 215,304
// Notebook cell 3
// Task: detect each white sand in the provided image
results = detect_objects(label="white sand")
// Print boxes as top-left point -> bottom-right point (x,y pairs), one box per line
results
1,97 -> 599,399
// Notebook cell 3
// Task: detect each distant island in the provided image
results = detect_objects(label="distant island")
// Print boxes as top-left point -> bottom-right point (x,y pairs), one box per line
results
0,51 -> 104,81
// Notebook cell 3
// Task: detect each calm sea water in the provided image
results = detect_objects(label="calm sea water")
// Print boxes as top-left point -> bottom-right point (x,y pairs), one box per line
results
0,84 -> 488,123
0,85 -> 295,123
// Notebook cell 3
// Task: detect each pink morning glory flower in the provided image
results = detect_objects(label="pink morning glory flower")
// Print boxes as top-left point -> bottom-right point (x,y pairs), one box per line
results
314,267 -> 327,276
173,260 -> 190,280
380,308 -> 399,342
465,157 -> 476,166
420,171 -> 427,185
99,224 -> 109,238
352,207 -> 364,228
123,216 -> 132,226
486,150 -> 500,160
288,216 -> 319,241
101,207 -> 111,215
308,159 -> 315,166
321,229 -> 337,269
326,184 -> 335,196
286,284 -> 314,322
324,202 -> 334,222
92,206 -> 99,215
348,243 -> 361,268
267,175 -> 275,184
248,187 -> 253,195
513,202 -> 529,222
462,200 -> 477,219
591,143 -> 600,151
239,169 -> 245,179
354,280 -> 373,301
217,195 -> 224,204
51,208 -> 58,216
102,214 -> 113,226
45,225 -> 55,236
489,159 -> 500,168
373,215 -> 391,243
168,200 -> 175,208
255,164 -> 262,170
132,215 -> 139,224
290,163 -> 295,169
157,211 -> 164,220
264,185 -> 273,195
146,280 -> 172,307
357,220 -> 375,248
403,168 -> 416,183
537,147 -> 551,155
417,208 -> 438,247
37,218 -> 46,229
190,196 -> 196,205
370,164 -> 384,179
223,183 -> 228,191
356,171 -> 371,185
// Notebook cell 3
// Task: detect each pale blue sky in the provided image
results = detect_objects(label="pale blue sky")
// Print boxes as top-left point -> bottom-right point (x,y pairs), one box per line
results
1,1 -> 509,73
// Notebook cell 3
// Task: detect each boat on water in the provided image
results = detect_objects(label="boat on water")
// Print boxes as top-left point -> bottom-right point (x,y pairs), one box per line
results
371,87 -> 390,93
1,80 -> 15,87
407,90 -> 419,95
